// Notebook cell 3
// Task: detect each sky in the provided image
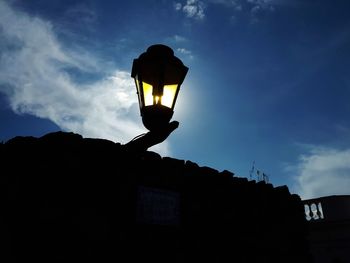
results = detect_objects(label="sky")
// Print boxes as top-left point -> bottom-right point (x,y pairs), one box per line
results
1,0 -> 350,199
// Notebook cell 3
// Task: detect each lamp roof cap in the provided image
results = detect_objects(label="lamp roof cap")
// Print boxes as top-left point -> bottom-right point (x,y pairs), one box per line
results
146,44 -> 174,57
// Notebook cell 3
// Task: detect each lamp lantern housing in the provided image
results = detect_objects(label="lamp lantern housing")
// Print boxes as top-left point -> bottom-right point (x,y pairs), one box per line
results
131,44 -> 188,132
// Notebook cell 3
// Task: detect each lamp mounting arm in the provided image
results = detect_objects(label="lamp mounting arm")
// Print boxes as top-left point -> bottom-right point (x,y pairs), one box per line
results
124,121 -> 179,152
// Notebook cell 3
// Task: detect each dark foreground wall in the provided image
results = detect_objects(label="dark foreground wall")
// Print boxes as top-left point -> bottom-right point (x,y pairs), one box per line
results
303,196 -> 350,263
0,132 -> 310,262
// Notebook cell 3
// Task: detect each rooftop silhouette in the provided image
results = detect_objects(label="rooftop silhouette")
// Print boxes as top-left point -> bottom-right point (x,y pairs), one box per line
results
0,131 -> 311,262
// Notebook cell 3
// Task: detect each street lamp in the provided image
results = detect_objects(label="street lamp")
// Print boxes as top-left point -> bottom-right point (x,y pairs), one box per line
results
131,44 -> 188,132
126,44 -> 189,151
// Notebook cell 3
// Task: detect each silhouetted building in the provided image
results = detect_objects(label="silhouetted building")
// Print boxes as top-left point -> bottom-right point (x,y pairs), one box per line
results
303,195 -> 350,263
0,132 -> 310,262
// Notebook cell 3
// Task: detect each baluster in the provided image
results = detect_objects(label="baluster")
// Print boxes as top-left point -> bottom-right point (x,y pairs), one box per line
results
304,204 -> 311,221
317,202 -> 324,219
310,203 -> 318,220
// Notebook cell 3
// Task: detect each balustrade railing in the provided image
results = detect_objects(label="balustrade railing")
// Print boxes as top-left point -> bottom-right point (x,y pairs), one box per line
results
303,200 -> 324,221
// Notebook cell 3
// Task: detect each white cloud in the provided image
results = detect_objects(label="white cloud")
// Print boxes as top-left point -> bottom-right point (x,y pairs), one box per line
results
175,0 -> 205,20
0,1 -> 170,155
177,48 -> 194,59
290,146 -> 350,199
174,2 -> 182,11
247,0 -> 275,13
174,35 -> 187,42
247,0 -> 275,23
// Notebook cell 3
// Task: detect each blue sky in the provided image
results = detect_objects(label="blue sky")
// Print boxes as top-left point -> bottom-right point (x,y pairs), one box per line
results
1,0 -> 350,199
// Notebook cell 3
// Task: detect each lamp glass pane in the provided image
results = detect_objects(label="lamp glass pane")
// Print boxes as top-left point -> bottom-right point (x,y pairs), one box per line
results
162,84 -> 178,108
135,78 -> 142,107
142,82 -> 153,106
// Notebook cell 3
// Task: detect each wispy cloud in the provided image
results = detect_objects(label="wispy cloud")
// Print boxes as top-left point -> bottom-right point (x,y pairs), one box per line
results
177,48 -> 194,59
206,0 -> 275,23
64,3 -> 97,25
173,35 -> 187,42
247,0 -> 274,9
174,0 -> 206,20
0,1 -> 170,154
289,146 -> 350,199
247,0 -> 274,23
165,35 -> 188,45
173,0 -> 278,24
208,0 -> 242,9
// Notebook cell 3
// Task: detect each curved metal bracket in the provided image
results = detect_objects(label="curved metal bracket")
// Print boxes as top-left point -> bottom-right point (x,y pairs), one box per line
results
124,121 -> 179,152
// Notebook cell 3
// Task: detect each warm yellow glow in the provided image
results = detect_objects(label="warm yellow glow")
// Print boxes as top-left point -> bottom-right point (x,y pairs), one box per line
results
162,84 -> 178,108
155,96 -> 160,104
142,82 -> 153,106
142,82 -> 178,108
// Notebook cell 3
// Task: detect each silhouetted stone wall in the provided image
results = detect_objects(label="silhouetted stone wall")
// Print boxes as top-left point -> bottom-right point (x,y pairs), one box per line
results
303,196 -> 350,263
0,132 -> 311,262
